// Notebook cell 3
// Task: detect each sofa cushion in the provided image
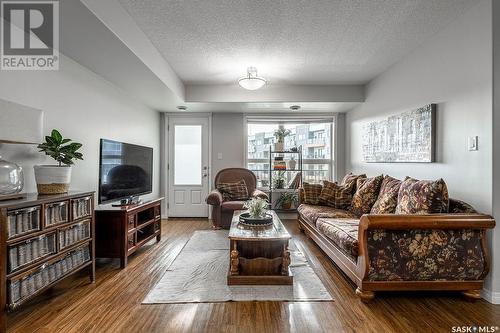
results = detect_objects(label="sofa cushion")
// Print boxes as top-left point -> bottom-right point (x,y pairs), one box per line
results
395,177 -> 449,214
217,179 -> 249,201
370,176 -> 402,214
341,172 -> 367,194
297,204 -> 357,225
316,218 -> 360,261
302,183 -> 323,205
221,201 -> 246,211
448,198 -> 477,214
349,175 -> 383,217
318,180 -> 353,210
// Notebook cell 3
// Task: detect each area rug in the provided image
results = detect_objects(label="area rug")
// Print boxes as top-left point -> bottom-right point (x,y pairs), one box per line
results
143,230 -> 333,303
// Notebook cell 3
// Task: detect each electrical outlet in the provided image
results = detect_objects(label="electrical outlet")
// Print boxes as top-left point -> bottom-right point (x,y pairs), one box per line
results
468,136 -> 478,151
217,153 -> 223,160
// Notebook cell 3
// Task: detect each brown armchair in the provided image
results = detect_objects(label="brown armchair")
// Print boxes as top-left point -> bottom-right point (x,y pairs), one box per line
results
206,168 -> 268,228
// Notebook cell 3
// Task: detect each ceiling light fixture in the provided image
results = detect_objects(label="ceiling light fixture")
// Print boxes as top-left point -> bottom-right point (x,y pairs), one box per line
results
238,67 -> 266,90
290,105 -> 301,111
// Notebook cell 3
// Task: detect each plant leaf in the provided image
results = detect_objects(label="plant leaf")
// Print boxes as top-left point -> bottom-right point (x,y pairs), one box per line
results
51,129 -> 63,144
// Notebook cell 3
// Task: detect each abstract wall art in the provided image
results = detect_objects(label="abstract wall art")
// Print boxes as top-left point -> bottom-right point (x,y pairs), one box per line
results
362,104 -> 436,163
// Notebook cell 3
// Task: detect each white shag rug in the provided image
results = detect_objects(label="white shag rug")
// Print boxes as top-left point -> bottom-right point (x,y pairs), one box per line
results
143,230 -> 333,303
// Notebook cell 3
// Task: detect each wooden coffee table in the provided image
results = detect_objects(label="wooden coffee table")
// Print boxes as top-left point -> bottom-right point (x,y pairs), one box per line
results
227,210 -> 293,285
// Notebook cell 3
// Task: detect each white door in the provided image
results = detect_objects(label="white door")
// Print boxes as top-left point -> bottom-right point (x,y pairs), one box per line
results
168,117 -> 210,217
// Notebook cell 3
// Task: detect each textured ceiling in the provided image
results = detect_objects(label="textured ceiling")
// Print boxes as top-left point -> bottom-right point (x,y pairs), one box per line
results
118,0 -> 476,85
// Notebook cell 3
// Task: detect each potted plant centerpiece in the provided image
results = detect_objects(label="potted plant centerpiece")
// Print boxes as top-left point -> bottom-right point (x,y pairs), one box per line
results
34,129 -> 84,194
273,127 -> 291,151
239,197 -> 273,227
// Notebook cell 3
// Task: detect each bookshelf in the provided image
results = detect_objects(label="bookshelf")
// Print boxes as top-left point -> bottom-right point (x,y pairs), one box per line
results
268,146 -> 303,212
0,191 -> 95,331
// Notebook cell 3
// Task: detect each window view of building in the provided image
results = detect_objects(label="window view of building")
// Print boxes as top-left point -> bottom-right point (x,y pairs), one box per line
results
247,122 -> 333,187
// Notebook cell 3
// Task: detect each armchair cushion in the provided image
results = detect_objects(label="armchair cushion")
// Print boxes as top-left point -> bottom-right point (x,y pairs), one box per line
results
217,179 -> 249,201
206,189 -> 223,205
395,177 -> 449,214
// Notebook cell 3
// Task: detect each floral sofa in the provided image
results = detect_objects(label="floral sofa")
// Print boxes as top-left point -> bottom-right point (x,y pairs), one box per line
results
297,173 -> 495,302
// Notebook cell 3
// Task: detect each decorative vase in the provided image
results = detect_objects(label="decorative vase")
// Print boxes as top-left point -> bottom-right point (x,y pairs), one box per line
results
288,157 -> 296,170
274,142 -> 284,152
34,165 -> 72,194
0,156 -> 24,195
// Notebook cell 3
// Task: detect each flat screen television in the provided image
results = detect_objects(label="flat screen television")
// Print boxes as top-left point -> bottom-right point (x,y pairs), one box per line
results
98,139 -> 153,204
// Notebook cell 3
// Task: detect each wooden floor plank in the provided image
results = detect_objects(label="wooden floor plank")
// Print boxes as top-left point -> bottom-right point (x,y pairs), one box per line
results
7,219 -> 500,333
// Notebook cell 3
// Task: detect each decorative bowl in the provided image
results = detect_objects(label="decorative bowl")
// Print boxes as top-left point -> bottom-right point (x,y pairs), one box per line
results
239,213 -> 273,227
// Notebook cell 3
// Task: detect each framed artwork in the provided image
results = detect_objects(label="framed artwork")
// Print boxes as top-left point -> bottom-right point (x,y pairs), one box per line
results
362,104 -> 436,163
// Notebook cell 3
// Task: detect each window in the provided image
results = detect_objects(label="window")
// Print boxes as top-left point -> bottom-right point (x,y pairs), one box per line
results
246,120 -> 334,187
174,125 -> 202,185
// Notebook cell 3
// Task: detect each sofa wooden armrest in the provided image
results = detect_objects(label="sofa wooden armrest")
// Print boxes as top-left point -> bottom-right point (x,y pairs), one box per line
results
355,214 -> 495,302
358,214 -> 495,230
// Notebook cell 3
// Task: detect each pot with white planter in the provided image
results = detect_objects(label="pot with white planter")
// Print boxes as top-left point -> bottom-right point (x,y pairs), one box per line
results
35,129 -> 83,195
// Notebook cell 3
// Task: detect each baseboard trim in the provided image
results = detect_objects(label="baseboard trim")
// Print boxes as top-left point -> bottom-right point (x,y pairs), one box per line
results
481,288 -> 500,304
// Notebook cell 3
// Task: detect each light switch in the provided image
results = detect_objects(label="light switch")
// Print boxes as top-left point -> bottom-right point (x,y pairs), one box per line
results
468,136 -> 478,151
217,153 -> 223,160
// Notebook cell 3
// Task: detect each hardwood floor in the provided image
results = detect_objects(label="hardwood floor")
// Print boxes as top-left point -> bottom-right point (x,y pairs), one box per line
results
8,219 -> 500,333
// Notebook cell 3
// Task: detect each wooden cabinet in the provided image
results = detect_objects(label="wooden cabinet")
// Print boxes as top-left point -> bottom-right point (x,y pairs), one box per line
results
0,191 -> 96,332
95,198 -> 163,268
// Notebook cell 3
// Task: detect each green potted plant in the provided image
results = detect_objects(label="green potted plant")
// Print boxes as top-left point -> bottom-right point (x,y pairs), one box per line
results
273,170 -> 286,189
276,192 -> 298,210
273,128 -> 291,151
34,129 -> 84,194
243,197 -> 268,218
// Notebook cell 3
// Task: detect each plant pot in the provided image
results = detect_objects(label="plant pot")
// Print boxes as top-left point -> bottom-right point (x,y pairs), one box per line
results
281,202 -> 292,210
274,142 -> 284,152
34,165 -> 72,194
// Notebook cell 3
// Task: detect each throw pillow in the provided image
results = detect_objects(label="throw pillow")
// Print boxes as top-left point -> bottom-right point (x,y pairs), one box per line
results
395,177 -> 449,214
318,180 -> 353,210
302,183 -> 323,205
349,175 -> 383,216
341,172 -> 367,194
370,175 -> 402,214
217,179 -> 249,201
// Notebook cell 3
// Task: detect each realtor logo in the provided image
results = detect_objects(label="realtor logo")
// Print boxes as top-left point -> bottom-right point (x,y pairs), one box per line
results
1,0 -> 59,70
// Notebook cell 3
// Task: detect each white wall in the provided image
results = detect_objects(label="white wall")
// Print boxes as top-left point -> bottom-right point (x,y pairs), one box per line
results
0,55 -> 161,205
211,113 -> 245,185
491,0 -> 500,304
346,0 -> 496,301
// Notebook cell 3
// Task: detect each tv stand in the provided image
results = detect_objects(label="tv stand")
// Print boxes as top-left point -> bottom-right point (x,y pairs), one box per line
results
95,198 -> 163,268
111,196 -> 142,207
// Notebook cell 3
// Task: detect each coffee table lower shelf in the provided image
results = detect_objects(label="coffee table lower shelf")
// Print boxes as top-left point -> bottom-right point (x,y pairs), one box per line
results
227,269 -> 293,285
